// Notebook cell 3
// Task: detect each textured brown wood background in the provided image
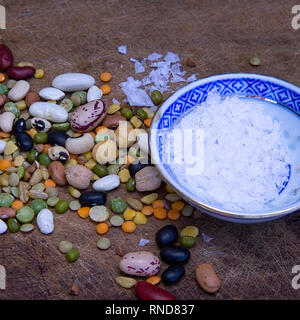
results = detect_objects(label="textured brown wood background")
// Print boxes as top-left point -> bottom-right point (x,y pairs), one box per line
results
0,0 -> 300,300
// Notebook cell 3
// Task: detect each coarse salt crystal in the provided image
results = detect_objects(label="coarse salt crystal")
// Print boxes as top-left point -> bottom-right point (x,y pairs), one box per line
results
164,51 -> 180,63
139,239 -> 150,246
112,98 -> 120,105
164,92 -> 292,212
187,74 -> 197,82
118,45 -> 127,55
130,58 -> 146,73
147,52 -> 163,61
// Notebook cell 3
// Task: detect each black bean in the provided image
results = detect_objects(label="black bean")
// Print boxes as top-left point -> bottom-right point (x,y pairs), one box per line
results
13,118 -> 26,134
15,132 -> 34,151
156,225 -> 178,247
47,131 -> 69,147
162,265 -> 185,284
128,160 -> 149,176
160,245 -> 190,264
79,191 -> 107,207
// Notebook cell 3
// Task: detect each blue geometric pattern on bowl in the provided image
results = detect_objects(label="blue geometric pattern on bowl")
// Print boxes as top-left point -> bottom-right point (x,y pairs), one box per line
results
151,73 -> 300,222
156,75 -> 300,197
157,77 -> 300,132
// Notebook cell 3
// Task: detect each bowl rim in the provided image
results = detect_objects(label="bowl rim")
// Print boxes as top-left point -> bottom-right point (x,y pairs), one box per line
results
149,72 -> 300,220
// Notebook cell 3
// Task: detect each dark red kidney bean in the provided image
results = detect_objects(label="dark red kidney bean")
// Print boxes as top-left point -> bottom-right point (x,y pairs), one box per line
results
135,281 -> 176,300
0,44 -> 13,70
7,66 -> 35,80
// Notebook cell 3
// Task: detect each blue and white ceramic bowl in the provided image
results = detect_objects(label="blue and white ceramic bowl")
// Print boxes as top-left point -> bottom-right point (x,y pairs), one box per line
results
150,73 -> 300,223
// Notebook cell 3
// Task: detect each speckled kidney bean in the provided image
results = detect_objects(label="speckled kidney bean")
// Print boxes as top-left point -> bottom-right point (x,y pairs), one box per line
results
0,44 -> 14,70
119,251 -> 161,277
70,99 -> 106,132
7,66 -> 35,80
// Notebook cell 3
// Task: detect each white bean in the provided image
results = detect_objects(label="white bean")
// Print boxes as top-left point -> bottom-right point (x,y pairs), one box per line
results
65,133 -> 95,154
93,174 -> 120,191
0,112 -> 15,132
0,140 -> 7,154
8,80 -> 30,101
29,102 -> 68,123
39,87 -> 65,101
0,219 -> 7,234
52,73 -> 95,92
37,208 -> 54,234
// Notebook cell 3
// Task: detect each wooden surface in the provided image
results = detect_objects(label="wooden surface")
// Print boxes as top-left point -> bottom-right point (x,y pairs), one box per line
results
0,0 -> 300,300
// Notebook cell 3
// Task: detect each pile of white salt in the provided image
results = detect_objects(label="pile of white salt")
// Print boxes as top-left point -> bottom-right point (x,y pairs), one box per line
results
164,92 -> 292,212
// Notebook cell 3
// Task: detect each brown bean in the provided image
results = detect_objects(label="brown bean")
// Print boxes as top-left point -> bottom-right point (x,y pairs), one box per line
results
195,263 -> 221,293
25,91 -> 40,106
102,114 -> 126,128
65,165 -> 93,189
0,207 -> 16,219
7,66 -> 35,80
135,166 -> 162,192
0,94 -> 7,107
48,161 -> 67,186
0,44 -> 14,70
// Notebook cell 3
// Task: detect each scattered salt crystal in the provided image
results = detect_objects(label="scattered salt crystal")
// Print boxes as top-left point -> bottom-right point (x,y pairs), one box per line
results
120,76 -> 142,89
112,98 -> 120,105
139,239 -> 150,246
171,63 -> 186,76
130,58 -> 145,73
120,77 -> 154,107
187,74 -> 197,82
147,52 -> 163,61
119,51 -> 196,104
202,232 -> 213,243
164,51 -> 180,63
171,74 -> 186,83
141,75 -> 152,86
118,45 -> 127,55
